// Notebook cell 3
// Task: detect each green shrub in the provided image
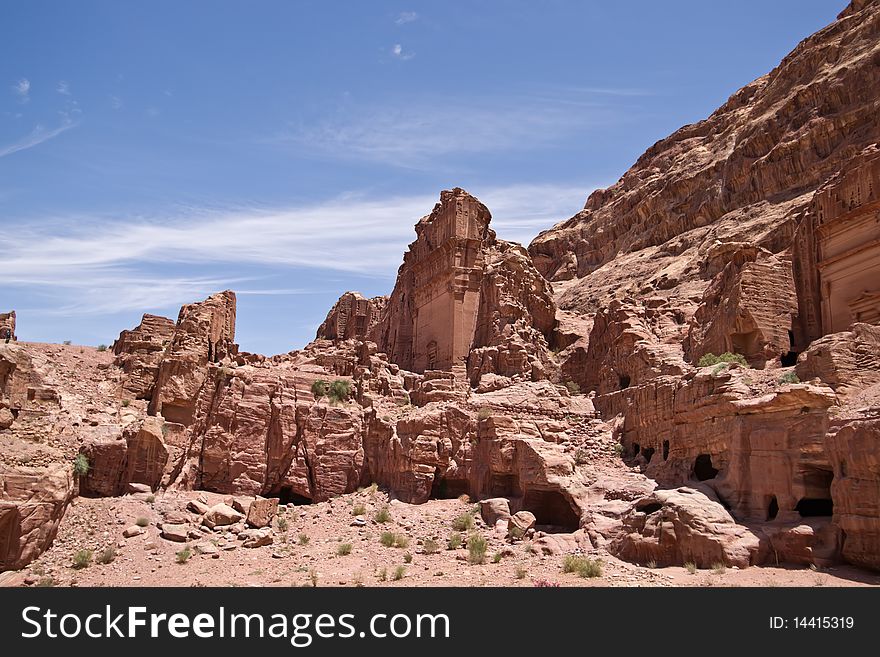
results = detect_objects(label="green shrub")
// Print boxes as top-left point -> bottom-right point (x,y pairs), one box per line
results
309,568 -> 318,587
392,565 -> 406,581
492,552 -> 503,563
697,352 -> 748,368
447,532 -> 462,550
394,534 -> 410,549
563,555 -> 603,578
374,507 -> 391,523
122,399 -> 131,407
514,565 -> 528,580
327,379 -> 351,405
380,531 -> 396,547
73,453 -> 89,478
176,547 -> 192,564
467,534 -> 488,564
352,503 -> 366,516
337,543 -> 352,556
685,561 -> 697,574
311,379 -> 329,399
36,576 -> 56,587
97,344 -> 108,352
135,517 -> 150,528
96,546 -> 116,565
779,371 -> 800,384
377,567 -> 387,581
564,381 -> 581,395
277,517 -> 288,532
613,443 -> 625,457
423,538 -> 439,554
298,533 -> 310,546
452,513 -> 474,532
403,552 -> 413,564
574,448 -> 589,465
146,494 -> 155,503
73,549 -> 93,569
711,562 -> 726,575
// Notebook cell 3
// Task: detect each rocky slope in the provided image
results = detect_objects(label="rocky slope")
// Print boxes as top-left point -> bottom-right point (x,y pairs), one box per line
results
2,0 -> 880,584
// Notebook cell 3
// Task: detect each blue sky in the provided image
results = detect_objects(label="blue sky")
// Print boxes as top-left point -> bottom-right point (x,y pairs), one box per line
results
1,1 -> 841,354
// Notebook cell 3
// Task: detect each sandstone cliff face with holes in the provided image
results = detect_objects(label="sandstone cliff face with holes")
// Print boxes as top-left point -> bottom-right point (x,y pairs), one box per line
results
0,312 -> 15,342
3,1 -> 880,576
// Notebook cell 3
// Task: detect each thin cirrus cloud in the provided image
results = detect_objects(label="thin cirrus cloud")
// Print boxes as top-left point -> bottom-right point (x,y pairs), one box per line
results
391,43 -> 415,60
12,78 -> 30,101
0,118 -> 79,159
5,184 -> 593,317
277,93 -> 614,169
395,11 -> 417,25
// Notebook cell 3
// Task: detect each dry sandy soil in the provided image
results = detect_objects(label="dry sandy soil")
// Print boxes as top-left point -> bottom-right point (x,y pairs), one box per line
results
5,488 -> 877,589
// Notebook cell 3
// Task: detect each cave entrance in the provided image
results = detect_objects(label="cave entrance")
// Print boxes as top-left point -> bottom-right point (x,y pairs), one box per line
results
662,440 -> 670,461
276,486 -> 312,506
521,489 -> 580,532
767,496 -> 779,520
487,473 -> 521,498
618,374 -> 631,390
693,454 -> 719,481
632,443 -> 641,458
796,498 -> 833,517
797,467 -> 834,517
430,473 -> 470,500
780,330 -> 799,366
642,447 -> 655,464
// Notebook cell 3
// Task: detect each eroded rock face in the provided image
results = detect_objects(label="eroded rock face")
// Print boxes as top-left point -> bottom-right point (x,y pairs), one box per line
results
150,291 -> 238,425
0,464 -> 73,571
0,312 -> 15,342
796,323 -> 880,397
685,249 -> 798,367
316,292 -> 387,342
113,314 -> 176,399
79,417 -> 169,496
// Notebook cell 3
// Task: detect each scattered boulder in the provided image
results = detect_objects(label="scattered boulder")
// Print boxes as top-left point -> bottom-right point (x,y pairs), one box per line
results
479,498 -> 511,526
202,503 -> 243,529
159,523 -> 189,543
246,497 -> 278,529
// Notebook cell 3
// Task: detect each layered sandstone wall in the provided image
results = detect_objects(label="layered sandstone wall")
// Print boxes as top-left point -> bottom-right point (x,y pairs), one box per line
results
0,312 -> 15,342
113,314 -> 176,399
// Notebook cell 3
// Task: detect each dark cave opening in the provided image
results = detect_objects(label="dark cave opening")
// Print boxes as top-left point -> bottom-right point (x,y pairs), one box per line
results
662,440 -> 670,461
276,486 -> 312,506
796,498 -> 833,517
522,489 -> 580,532
632,442 -> 641,458
767,495 -> 779,520
693,454 -> 719,481
642,447 -> 655,464
780,330 -> 799,367
431,474 -> 470,500
618,374 -> 631,390
486,473 -> 521,498
637,501 -> 663,515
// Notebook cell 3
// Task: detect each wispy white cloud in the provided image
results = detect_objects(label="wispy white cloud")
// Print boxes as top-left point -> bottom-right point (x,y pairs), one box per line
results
5,184 -> 591,316
391,43 -> 414,60
276,92 -> 611,168
56,80 -> 70,95
110,95 -> 123,109
12,78 -> 30,102
395,11 -> 417,25
0,118 -> 79,159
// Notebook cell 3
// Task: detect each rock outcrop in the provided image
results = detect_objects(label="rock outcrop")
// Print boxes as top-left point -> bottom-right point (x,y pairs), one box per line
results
113,314 -> 176,399
316,292 -> 387,342
149,291 -> 238,425
796,323 -> 880,397
0,312 -> 15,342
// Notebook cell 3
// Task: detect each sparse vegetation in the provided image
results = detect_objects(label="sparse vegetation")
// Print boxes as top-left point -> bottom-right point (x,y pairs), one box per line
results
492,552 -> 503,563
377,567 -> 388,581
452,513 -> 474,532
327,379 -> 351,405
779,371 -> 800,384
73,549 -> 93,569
135,516 -> 150,528
647,560 -> 658,569
467,534 -> 488,564
711,562 -> 727,575
73,453 -> 90,478
423,538 -> 439,554
298,533 -> 310,546
277,517 -> 288,532
63,340 -> 72,346
176,547 -> 192,564
308,568 -> 319,587
698,352 -> 748,368
403,552 -> 413,564
533,579 -> 560,587
380,531 -> 396,547
96,546 -> 117,565
374,506 -> 391,523
352,502 -> 366,516
563,554 -> 603,578
564,381 -> 581,395
477,406 -> 492,420
97,344 -> 108,352
447,532 -> 462,550
514,565 -> 528,580
613,442 -> 625,457
457,493 -> 471,504
36,576 -> 56,587
685,561 -> 697,574
146,494 -> 155,503
392,565 -> 406,581
311,379 -> 329,399
574,448 -> 589,465
121,399 -> 131,407
509,525 -> 525,541
337,543 -> 352,556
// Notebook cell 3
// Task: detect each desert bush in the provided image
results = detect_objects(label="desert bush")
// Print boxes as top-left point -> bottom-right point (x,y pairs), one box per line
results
380,531 -> 396,547
447,532 -> 462,550
574,448 -> 589,465
146,494 -> 155,503
374,506 -> 391,523
176,547 -> 192,564
97,344 -> 108,352
298,533 -> 310,546
514,565 -> 528,580
711,562 -> 727,575
423,538 -> 439,554
121,399 -> 131,407
73,549 -> 93,569
327,379 -> 351,405
73,453 -> 90,478
309,568 -> 318,587
492,552 -> 503,563
697,352 -> 748,368
135,517 -> 150,528
277,517 -> 289,532
311,379 -> 329,399
779,371 -> 800,384
352,502 -> 366,516
563,555 -> 602,578
392,566 -> 406,581
337,543 -> 352,556
564,381 -> 581,395
96,546 -> 117,565
685,561 -> 697,574
377,567 -> 387,581
477,407 -> 492,420
403,552 -> 413,564
452,513 -> 474,532
467,534 -> 488,564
